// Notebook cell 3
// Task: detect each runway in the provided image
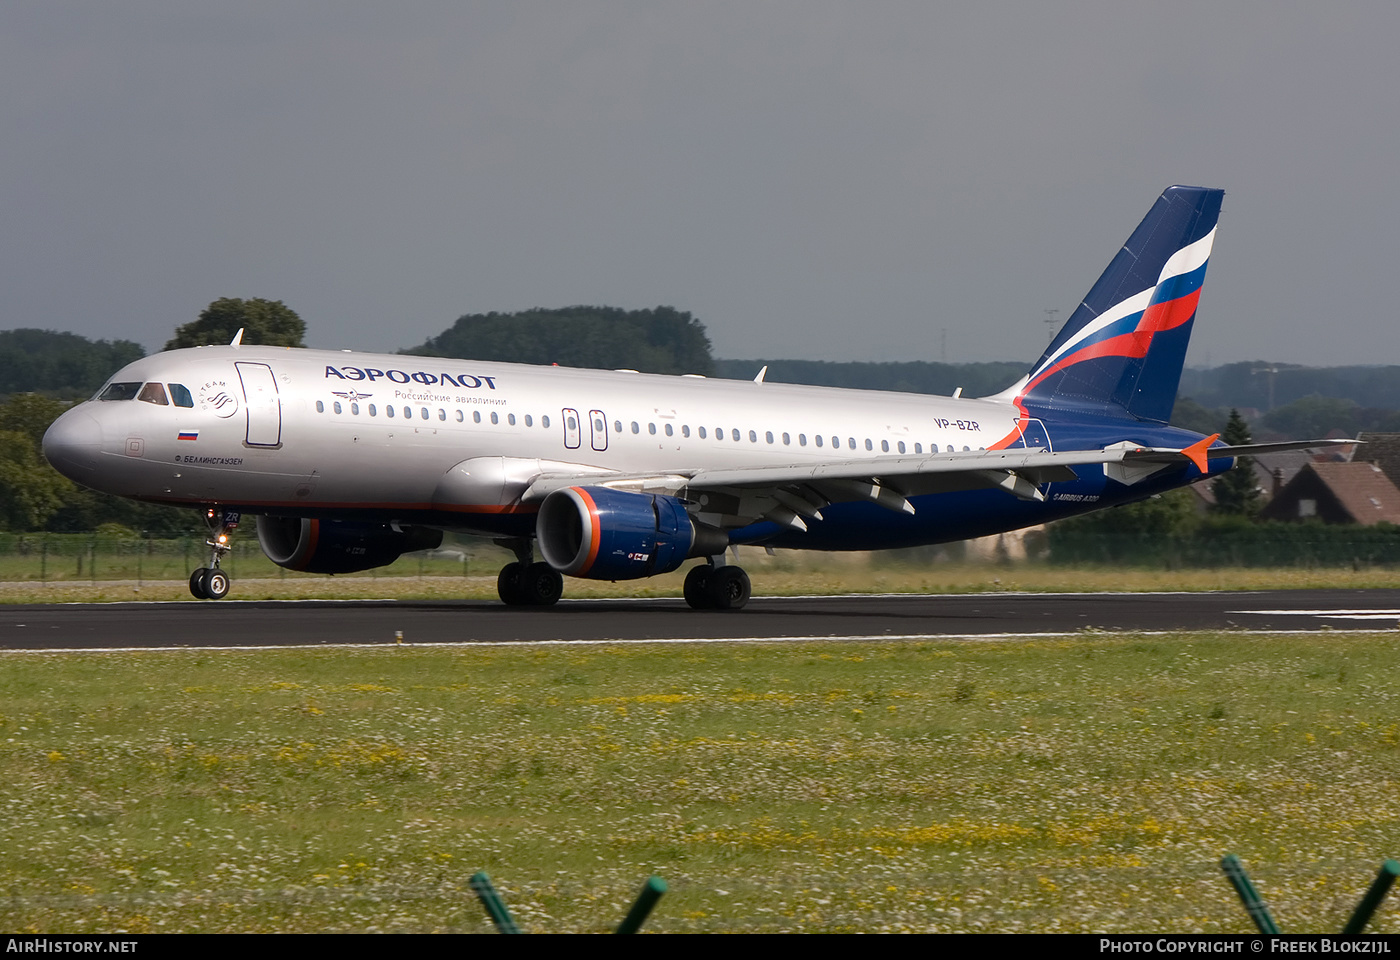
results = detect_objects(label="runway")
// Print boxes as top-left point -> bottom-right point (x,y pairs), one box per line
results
1,589 -> 1399,651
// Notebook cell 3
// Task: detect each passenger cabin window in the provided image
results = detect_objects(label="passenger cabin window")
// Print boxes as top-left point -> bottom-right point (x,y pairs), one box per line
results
473,411 -> 482,423
665,423 -> 673,437
682,425 -> 690,438
98,382 -> 142,401
334,401 -> 343,414
351,403 -> 360,415
491,412 -> 499,425
369,404 -> 377,416
732,429 -> 740,442
387,405 -> 395,418
815,435 -> 823,447
507,413 -> 516,426
542,415 -> 550,428
698,426 -> 707,439
168,384 -> 194,407
316,400 -> 325,413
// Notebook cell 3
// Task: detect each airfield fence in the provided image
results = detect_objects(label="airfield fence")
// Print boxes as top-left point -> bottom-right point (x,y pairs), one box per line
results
1,526 -> 1398,584
0,532 -> 496,583
1045,524 -> 1400,568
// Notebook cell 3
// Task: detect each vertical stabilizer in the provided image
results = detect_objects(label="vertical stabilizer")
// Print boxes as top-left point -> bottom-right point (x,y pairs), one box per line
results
1007,186 -> 1224,423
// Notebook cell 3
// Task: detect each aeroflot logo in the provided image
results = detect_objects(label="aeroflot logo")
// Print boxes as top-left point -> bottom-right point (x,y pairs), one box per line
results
325,365 -> 498,389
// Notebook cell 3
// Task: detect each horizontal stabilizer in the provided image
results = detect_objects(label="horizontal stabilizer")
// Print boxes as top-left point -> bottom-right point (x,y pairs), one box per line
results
1120,437 -> 1359,465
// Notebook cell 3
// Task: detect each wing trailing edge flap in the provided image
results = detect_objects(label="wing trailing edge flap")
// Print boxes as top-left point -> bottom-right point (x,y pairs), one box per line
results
518,446 -> 1105,507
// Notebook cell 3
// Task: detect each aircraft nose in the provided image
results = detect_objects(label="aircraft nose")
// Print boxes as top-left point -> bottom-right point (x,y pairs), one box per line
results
42,408 -> 102,479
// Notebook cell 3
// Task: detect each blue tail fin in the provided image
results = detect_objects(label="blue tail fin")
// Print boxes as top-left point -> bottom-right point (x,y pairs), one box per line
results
1007,185 -> 1224,423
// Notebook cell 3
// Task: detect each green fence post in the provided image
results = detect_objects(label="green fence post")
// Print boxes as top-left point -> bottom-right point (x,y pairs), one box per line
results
1221,854 -> 1282,934
470,871 -> 521,934
1341,859 -> 1399,935
616,875 -> 667,934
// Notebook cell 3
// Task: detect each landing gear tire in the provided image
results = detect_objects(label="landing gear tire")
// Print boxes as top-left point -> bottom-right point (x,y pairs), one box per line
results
521,562 -> 563,606
497,562 -> 527,606
706,565 -> 751,610
684,564 -> 714,609
192,507 -> 239,601
204,569 -> 231,600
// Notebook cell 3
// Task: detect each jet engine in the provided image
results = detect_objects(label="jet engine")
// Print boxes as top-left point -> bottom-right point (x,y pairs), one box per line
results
536,486 -> 728,580
256,516 -> 443,575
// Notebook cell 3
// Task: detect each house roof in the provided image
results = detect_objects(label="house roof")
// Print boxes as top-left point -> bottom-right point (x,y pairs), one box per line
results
1358,432 -> 1400,487
1302,461 -> 1400,525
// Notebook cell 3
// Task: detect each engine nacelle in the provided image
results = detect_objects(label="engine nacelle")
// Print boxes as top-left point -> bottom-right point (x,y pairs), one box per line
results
536,486 -> 727,580
256,516 -> 443,575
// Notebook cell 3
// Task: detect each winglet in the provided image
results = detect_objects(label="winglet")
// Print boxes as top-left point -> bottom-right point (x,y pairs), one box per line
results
1182,433 -> 1219,473
230,328 -> 244,348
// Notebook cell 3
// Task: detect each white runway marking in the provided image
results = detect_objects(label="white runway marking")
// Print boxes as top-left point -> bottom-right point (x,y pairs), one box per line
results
1230,608 -> 1400,621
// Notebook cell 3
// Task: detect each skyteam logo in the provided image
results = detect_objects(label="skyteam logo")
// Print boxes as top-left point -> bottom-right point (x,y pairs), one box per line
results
197,380 -> 240,418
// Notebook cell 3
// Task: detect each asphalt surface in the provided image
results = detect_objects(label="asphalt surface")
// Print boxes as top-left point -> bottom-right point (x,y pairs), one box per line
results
1,590 -> 1398,650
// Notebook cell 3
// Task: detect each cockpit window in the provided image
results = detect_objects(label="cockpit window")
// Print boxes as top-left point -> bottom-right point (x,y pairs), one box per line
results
97,382 -> 142,401
138,382 -> 169,405
168,383 -> 194,407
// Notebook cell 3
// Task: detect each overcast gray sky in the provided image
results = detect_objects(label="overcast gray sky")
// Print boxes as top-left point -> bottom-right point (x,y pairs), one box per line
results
2,2 -> 1396,368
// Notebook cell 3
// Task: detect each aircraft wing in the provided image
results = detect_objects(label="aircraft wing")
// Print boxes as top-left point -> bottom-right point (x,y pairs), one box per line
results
518,437 -> 1356,531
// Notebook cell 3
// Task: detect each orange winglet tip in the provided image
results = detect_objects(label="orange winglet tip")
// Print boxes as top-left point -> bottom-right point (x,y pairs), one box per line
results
1182,433 -> 1219,473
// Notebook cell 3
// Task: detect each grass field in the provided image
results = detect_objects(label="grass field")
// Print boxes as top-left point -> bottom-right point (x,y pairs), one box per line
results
1,631 -> 1397,933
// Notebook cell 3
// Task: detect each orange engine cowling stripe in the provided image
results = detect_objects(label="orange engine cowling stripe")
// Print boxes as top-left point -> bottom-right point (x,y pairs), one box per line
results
572,487 -> 603,576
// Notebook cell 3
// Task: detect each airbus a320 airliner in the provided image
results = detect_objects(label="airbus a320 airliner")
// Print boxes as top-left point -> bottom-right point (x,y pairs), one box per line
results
42,186 -> 1341,608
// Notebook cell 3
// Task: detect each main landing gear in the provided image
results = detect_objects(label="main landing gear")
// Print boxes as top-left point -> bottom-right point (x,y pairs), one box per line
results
683,560 -> 751,610
495,538 -> 563,606
189,508 -> 240,600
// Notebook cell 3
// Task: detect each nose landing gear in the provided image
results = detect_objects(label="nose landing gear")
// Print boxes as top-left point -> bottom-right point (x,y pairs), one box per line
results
189,508 -> 239,600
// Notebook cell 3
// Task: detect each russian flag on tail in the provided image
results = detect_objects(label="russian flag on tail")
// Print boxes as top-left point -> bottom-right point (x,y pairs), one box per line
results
1011,186 -> 1224,424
